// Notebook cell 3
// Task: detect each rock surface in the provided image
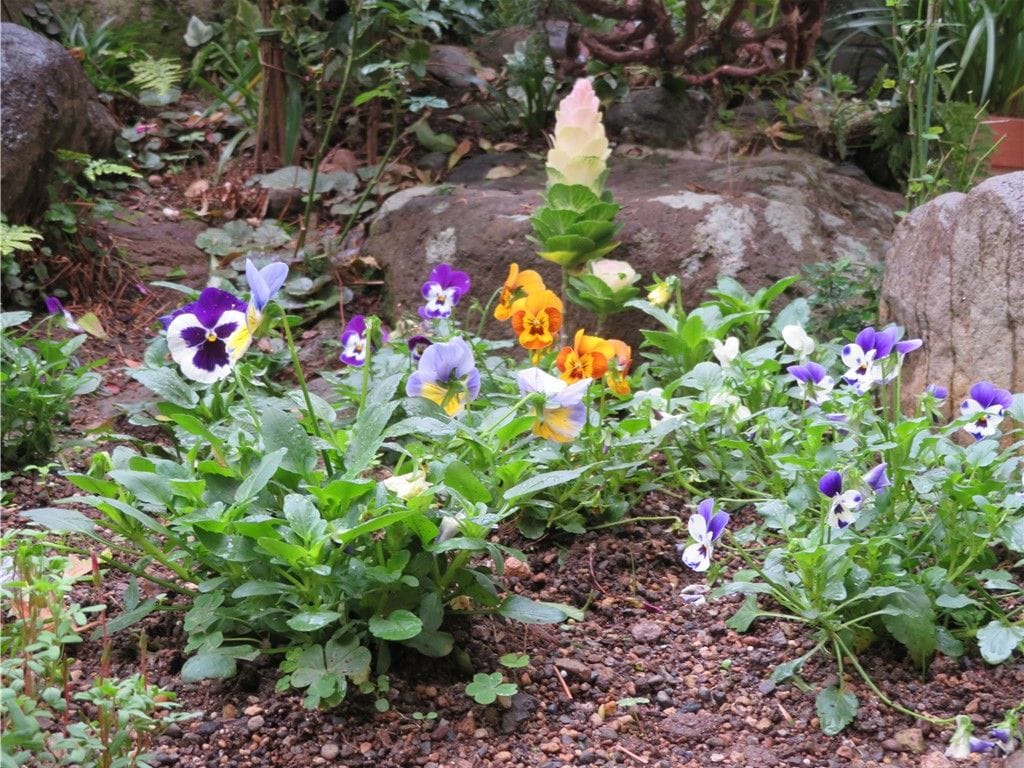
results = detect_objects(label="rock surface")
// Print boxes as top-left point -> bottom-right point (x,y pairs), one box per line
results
364,148 -> 902,343
604,88 -> 712,149
0,23 -> 119,223
881,172 -> 1024,408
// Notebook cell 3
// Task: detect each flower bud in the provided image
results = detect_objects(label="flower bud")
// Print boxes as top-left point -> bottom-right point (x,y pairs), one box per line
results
546,79 -> 610,192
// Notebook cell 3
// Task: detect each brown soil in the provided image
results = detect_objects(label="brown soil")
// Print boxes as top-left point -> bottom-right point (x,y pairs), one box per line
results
4,174 -> 1022,768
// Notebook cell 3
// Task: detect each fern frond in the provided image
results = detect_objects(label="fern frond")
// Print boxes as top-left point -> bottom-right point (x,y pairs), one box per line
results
83,159 -> 141,183
128,56 -> 184,96
0,217 -> 43,258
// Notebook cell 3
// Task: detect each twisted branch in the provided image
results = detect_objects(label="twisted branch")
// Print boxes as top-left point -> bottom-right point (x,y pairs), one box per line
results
568,0 -> 826,86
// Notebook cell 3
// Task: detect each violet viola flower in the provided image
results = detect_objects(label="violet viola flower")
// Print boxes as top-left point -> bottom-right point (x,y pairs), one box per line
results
339,315 -> 370,366
788,361 -> 834,405
165,287 -> 249,384
406,337 -> 480,416
516,367 -> 589,443
960,381 -> 1014,440
407,335 -> 432,362
819,470 -> 864,529
246,259 -> 288,314
841,326 -> 899,393
680,498 -> 730,572
926,383 -> 949,400
864,462 -> 891,491
44,296 -> 82,332
419,264 -> 471,320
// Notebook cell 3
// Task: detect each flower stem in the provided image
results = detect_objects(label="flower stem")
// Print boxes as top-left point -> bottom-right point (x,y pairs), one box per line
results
835,635 -> 954,726
279,312 -> 334,476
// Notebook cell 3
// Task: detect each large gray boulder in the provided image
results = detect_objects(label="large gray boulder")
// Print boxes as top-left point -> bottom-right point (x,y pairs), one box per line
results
881,172 -> 1024,408
364,148 -> 902,343
0,23 -> 119,223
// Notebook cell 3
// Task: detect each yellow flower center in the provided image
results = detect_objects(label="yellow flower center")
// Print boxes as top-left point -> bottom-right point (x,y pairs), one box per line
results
206,331 -> 218,343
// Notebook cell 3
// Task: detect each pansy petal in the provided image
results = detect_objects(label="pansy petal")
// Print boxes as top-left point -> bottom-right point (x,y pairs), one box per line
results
708,511 -> 730,540
681,541 -> 711,572
854,327 -> 876,353
819,470 -> 843,498
873,326 -> 900,358
895,338 -> 922,355
696,498 -> 715,524
865,462 -> 891,491
687,512 -> 709,541
841,343 -> 866,369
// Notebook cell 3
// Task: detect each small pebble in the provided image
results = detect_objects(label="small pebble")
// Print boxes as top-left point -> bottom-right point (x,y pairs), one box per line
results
320,744 -> 340,760
247,715 -> 265,731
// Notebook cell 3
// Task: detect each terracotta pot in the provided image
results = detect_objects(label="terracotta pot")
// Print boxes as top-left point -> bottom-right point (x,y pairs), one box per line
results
984,116 -> 1024,172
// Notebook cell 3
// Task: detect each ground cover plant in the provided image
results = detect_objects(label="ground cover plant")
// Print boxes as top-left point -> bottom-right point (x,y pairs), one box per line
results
2,3 -> 1023,763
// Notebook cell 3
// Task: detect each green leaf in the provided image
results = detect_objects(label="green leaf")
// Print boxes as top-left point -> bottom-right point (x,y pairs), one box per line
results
262,408 -> 316,476
284,494 -> 326,542
567,219 -> 618,243
181,653 -> 237,681
546,183 -> 601,212
976,621 -> 1024,664
256,536 -> 308,567
368,610 -> 423,641
75,312 -> 108,339
129,367 -> 199,408
325,637 -> 371,684
91,598 -> 157,639
1000,517 -> 1024,553
444,460 -> 491,504
234,448 -> 286,502
345,401 -> 400,477
880,585 -> 936,665
287,611 -> 342,632
497,595 -> 574,624
499,652 -> 530,669
531,208 -> 580,239
541,234 -> 595,254
0,310 -> 31,329
231,581 -> 295,598
413,120 -> 457,153
680,361 -> 724,393
770,655 -> 807,683
183,15 -> 215,46
403,629 -> 454,657
503,468 -> 587,502
465,672 -> 517,705
726,595 -> 760,632
108,470 -> 176,508
22,507 -> 95,535
815,687 -> 858,735
333,508 -> 421,546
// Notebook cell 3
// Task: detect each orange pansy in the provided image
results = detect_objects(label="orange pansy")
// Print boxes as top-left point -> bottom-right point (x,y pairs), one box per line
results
556,329 -> 615,384
494,263 -> 545,321
605,339 -> 632,395
510,289 -> 563,351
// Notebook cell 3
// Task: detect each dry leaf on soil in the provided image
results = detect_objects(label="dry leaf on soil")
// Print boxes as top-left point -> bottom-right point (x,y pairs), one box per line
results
484,165 -> 524,180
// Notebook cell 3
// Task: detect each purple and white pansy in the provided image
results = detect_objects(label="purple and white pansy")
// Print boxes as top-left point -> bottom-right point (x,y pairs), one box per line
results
44,296 -> 82,332
165,287 -> 249,384
160,260 -> 288,384
788,361 -> 835,405
864,462 -> 891,492
339,315 -> 370,367
245,259 -> 289,323
407,335 -> 432,362
419,264 -> 471,320
960,380 -> 1013,440
680,499 -> 730,572
819,470 -> 864,529
841,326 -> 922,393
